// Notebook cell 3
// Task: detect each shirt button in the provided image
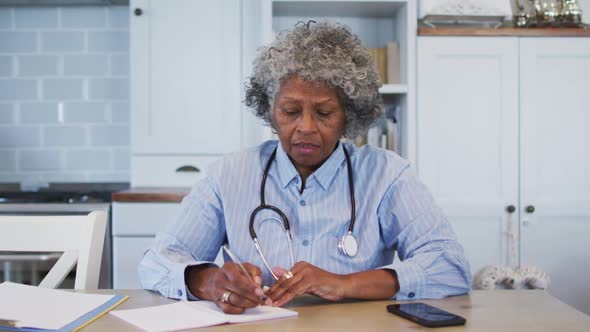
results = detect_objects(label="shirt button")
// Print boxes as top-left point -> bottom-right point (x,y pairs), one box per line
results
302,240 -> 309,246
299,200 -> 306,206
177,289 -> 183,297
294,178 -> 299,184
408,292 -> 415,298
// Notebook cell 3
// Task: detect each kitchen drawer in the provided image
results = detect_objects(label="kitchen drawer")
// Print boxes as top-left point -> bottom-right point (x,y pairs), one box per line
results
131,155 -> 221,187
112,202 -> 179,236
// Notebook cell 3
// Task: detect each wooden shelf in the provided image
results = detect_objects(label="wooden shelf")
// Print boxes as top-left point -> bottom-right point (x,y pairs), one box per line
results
379,84 -> 407,94
273,0 -> 407,18
112,187 -> 189,202
418,24 -> 590,37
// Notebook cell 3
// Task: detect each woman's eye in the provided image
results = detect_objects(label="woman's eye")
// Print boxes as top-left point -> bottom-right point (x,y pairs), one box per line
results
282,109 -> 299,115
317,111 -> 332,117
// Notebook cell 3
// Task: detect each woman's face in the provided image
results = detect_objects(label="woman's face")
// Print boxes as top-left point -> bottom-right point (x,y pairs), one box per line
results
271,75 -> 346,178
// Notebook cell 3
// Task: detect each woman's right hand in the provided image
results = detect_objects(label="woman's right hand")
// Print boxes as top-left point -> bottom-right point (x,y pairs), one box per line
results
185,262 -> 270,314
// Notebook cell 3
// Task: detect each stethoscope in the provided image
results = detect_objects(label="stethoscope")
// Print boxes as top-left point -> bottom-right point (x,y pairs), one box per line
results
249,144 -> 358,280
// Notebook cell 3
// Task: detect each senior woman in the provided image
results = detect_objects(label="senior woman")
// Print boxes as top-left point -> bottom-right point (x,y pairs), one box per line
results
139,21 -> 471,314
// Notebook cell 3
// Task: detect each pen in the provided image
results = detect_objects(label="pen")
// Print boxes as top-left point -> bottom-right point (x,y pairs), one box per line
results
221,244 -> 268,301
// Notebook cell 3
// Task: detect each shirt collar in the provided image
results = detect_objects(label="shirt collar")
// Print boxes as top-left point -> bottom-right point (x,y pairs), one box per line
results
274,141 -> 346,191
274,142 -> 300,189
313,142 -> 346,191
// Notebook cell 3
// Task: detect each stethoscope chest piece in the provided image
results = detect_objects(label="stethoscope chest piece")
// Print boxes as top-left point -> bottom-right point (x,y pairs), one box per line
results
338,232 -> 359,257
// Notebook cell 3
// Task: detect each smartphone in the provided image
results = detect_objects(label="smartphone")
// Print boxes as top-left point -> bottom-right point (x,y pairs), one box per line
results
386,303 -> 466,328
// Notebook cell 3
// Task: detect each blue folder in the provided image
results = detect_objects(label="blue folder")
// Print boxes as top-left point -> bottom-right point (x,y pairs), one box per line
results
0,294 -> 128,332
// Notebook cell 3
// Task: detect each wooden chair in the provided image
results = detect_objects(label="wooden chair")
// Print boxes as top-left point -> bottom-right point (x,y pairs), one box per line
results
0,211 -> 107,289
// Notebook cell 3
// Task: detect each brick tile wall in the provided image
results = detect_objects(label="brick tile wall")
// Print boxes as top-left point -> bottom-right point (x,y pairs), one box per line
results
0,6 -> 130,183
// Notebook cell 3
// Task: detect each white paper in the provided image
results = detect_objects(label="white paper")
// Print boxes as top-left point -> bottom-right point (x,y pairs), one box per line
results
0,281 -> 116,330
419,0 -> 512,18
111,300 -> 298,332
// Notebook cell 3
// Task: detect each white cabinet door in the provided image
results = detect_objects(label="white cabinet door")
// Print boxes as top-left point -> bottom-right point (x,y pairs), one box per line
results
111,202 -> 225,289
417,37 -> 519,274
519,38 -> 590,314
130,0 -> 242,154
113,237 -> 154,289
112,202 -> 180,289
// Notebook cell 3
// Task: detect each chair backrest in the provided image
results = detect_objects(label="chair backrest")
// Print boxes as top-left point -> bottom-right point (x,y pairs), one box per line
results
0,211 -> 107,289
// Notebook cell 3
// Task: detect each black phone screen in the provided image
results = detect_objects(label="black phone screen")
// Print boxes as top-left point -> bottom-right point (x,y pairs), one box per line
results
386,303 -> 466,328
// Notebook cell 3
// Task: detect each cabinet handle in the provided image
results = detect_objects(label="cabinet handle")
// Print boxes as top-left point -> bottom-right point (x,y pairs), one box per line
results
175,165 -> 200,173
134,8 -> 143,16
506,205 -> 516,213
525,205 -> 535,213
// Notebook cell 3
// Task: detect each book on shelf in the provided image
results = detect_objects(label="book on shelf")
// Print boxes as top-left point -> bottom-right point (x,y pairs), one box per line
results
367,41 -> 400,85
367,47 -> 387,84
355,105 -> 401,153
387,41 -> 401,84
365,126 -> 379,148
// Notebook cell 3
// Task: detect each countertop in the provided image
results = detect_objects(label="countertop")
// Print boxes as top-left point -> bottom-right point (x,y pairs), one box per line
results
75,289 -> 590,332
418,23 -> 590,36
112,187 -> 189,203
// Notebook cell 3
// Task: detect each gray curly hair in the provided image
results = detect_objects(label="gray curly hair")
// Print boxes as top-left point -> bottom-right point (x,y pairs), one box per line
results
244,21 -> 383,139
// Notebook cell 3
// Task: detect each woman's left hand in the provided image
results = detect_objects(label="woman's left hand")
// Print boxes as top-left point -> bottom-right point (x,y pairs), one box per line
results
264,261 -> 347,306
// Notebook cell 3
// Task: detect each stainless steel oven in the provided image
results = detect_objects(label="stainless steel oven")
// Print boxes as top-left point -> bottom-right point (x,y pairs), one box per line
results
0,182 -> 129,289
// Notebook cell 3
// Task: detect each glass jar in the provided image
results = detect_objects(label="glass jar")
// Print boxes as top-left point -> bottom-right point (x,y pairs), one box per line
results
537,0 -> 561,26
513,0 -> 538,27
560,0 -> 583,27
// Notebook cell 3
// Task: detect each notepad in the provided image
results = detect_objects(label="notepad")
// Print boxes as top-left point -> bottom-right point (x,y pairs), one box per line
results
110,300 -> 298,332
0,281 -> 127,332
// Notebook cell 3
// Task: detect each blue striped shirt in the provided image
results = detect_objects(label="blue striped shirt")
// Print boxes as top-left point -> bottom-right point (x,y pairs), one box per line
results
139,140 -> 471,301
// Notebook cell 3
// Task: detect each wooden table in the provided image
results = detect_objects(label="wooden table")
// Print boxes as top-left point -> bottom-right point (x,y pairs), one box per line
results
78,290 -> 589,331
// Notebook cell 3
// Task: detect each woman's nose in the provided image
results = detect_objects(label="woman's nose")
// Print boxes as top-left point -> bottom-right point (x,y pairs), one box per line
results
296,111 -> 318,133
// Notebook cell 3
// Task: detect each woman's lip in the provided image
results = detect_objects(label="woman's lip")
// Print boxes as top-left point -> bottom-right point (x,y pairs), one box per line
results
293,143 -> 320,153
293,143 -> 319,148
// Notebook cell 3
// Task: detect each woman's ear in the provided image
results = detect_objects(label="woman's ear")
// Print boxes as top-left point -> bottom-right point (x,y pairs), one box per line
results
268,107 -> 278,134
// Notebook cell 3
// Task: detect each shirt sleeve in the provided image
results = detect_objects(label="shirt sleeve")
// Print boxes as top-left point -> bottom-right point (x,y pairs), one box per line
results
138,176 -> 226,300
377,165 -> 472,300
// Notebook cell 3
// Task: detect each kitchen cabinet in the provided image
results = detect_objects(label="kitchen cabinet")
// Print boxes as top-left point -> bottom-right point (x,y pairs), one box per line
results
112,236 -> 154,289
111,202 -> 178,289
417,36 -> 519,275
129,0 -> 267,186
417,36 -> 590,314
518,38 -> 590,314
112,202 -> 223,289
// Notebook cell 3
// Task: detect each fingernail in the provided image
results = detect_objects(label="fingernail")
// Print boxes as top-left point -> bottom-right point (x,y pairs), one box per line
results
254,276 -> 262,285
255,288 -> 264,297
265,299 -> 273,306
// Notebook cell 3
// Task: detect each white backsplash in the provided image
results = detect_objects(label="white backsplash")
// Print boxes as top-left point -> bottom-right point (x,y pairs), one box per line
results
0,5 -> 130,183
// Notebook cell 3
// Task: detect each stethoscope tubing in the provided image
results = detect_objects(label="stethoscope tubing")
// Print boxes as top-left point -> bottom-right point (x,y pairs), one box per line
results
249,143 -> 357,279
343,146 -> 356,234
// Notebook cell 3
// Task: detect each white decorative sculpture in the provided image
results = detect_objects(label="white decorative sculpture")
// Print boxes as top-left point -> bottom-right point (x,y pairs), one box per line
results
419,0 -> 513,18
473,265 -> 550,290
